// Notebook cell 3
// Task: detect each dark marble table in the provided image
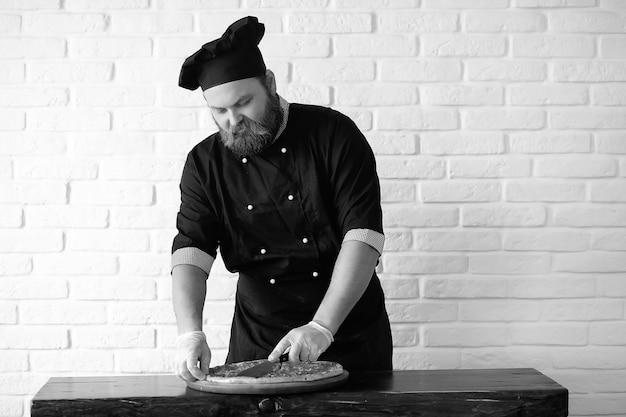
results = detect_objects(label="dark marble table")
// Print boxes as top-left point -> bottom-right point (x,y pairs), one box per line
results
31,368 -> 568,416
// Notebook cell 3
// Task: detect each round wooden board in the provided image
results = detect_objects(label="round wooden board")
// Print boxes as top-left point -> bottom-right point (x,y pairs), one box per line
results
186,370 -> 349,395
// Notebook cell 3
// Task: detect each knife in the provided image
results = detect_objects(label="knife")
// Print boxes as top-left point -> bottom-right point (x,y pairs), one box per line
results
237,353 -> 289,378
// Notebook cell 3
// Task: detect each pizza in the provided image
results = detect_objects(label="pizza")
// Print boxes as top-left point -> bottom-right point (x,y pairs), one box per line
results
204,359 -> 344,385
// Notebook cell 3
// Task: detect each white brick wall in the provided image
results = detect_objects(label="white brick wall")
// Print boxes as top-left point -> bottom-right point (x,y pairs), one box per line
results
0,2 -> 625,416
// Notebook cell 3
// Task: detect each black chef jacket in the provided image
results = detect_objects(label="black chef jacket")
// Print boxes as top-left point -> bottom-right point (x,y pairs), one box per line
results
172,103 -> 392,371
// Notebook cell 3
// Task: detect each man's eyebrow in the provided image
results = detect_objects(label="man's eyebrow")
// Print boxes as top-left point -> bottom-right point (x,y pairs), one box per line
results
209,94 -> 252,110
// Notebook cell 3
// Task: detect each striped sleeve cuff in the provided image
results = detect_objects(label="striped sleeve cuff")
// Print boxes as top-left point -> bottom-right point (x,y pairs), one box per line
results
342,229 -> 385,255
171,247 -> 215,275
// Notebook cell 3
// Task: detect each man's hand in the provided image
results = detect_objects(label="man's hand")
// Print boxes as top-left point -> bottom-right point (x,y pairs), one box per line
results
268,321 -> 334,362
175,331 -> 211,381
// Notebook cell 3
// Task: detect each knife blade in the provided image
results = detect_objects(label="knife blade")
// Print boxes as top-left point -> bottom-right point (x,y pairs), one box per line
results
236,353 -> 289,378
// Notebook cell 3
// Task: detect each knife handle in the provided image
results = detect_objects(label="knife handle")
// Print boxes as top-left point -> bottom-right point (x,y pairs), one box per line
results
279,353 -> 289,363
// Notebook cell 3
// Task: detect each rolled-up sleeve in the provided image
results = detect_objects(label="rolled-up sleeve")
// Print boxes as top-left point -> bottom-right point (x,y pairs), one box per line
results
171,151 -> 220,274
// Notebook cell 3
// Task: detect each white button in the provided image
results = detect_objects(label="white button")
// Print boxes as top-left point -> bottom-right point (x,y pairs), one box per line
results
288,194 -> 294,201
312,271 -> 319,278
247,204 -> 254,210
302,237 -> 309,244
269,278 -> 276,285
260,248 -> 267,255
242,157 -> 248,163
281,147 -> 287,154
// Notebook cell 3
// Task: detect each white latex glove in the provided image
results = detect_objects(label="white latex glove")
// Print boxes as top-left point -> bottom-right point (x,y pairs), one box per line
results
268,321 -> 334,363
174,331 -> 211,382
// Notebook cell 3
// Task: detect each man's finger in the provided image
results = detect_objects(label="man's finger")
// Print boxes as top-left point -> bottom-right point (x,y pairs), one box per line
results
268,337 -> 291,361
288,342 -> 303,362
187,358 -> 206,380
200,350 -> 211,374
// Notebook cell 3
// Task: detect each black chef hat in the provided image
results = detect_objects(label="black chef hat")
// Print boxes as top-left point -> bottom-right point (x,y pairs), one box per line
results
179,16 -> 266,91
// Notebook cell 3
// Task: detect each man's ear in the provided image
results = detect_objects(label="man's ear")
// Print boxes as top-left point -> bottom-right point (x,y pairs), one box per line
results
265,69 -> 277,95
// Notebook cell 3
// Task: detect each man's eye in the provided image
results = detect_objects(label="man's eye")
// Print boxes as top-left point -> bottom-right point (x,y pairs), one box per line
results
214,108 -> 226,114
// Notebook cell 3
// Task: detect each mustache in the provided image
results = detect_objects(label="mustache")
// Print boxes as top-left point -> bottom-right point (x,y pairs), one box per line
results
230,116 -> 271,136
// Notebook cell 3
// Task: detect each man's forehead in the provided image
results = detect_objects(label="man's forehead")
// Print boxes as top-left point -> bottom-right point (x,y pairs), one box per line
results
202,77 -> 263,108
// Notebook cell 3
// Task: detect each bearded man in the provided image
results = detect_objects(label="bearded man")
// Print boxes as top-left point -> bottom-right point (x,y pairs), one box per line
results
172,16 -> 392,382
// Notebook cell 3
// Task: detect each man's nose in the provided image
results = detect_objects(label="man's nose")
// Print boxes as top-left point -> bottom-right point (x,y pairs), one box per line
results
227,110 -> 242,127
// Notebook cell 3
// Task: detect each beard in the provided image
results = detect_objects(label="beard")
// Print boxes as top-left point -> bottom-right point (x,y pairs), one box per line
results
217,93 -> 283,158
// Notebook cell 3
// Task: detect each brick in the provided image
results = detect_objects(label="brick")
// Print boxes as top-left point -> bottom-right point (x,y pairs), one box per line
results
157,36 -> 218,59
423,35 -> 506,57
394,350 -> 461,370
116,60 -> 180,84
0,205 -> 21,227
156,0 -> 237,9
75,86 -> 155,107
0,37 -> 65,58
120,254 -> 170,276
510,324 -> 587,345
377,107 -> 458,130
111,13 -> 192,33
0,326 -> 68,349
155,182 -> 180,205
24,13 -> 107,32
378,11 -> 458,33
366,133 -> 417,155
0,303 -> 16,324
423,276 -> 506,298
420,132 -> 504,155
100,158 -> 184,181
199,12 -> 282,34
379,276 -> 419,299
34,253 -> 118,275
509,84 -> 588,105
601,0 -> 626,8
288,13 -> 371,33
29,61 -> 113,83
251,0 -> 329,7
334,34 -> 416,57
0,14 -> 20,33
504,230 -> 588,251
30,350 -> 115,372
293,60 -> 374,83
552,108 -> 626,129
508,276 -> 595,298
117,349 -> 174,373
0,278 -> 68,299
70,37 -> 151,58
421,84 -> 503,106
0,351 -> 28,372
462,300 -> 536,322
415,231 -> 500,251
0,157 -> 11,179
381,59 -> 462,82
0,87 -> 68,107
336,0 -> 417,7
450,158 -> 532,178
69,277 -> 156,300
391,325 -> 419,347
261,35 -> 332,58
509,132 -> 591,153
383,254 -> 468,274
72,326 -> 155,348
465,12 -> 546,32
592,231 -> 626,251
151,230 -> 177,253
387,301 -> 458,322
70,181 -> 154,206
601,37 -> 626,58
554,347 -> 626,369
28,109 -> 110,132
25,206 -> 108,228
65,230 -> 149,252
536,156 -> 617,178
384,206 -> 460,228
517,0 -> 595,5
380,182 -> 416,203
469,254 -> 551,274
0,230 -> 63,252
0,62 -> 23,82
553,61 -> 626,82
467,60 -> 546,81
463,109 -> 544,130
282,85 -> 331,106
462,205 -> 547,227
593,84 -> 626,105
590,323 -> 626,345
551,11 -> 626,33
591,181 -> 626,202
114,109 -> 196,131
0,111 -> 24,130
0,373 -> 49,397
424,326 -> 507,347
462,348 -> 551,369
554,206 -> 626,227
0,181 -> 67,204
66,0 -> 149,8
337,84 -> 416,106
110,301 -> 176,324
0,0 -> 60,8
377,158 -> 445,179
15,158 -> 97,180
21,301 -> 106,324
339,109 -> 372,131
506,180 -> 586,202
110,207 -> 175,229
71,133 -> 153,156
555,252 -> 626,273
423,0 -> 508,6
420,181 -> 501,203
544,300 -> 624,321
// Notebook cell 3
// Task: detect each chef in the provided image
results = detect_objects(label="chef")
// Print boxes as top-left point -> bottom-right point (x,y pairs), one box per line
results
172,16 -> 392,382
